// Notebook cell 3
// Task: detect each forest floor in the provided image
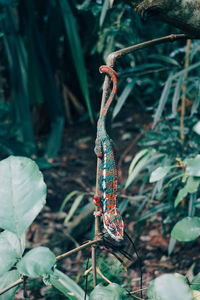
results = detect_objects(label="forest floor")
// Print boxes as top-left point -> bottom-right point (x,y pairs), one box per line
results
16,103 -> 200,299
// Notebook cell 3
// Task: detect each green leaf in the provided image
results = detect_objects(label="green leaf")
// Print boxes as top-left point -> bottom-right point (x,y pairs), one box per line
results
90,283 -> 125,300
150,166 -> 171,183
153,74 -> 173,127
0,230 -> 25,277
64,193 -> 85,224
193,121 -> 200,135
174,177 -> 200,207
100,0 -> 109,27
16,247 -> 56,278
0,270 -> 20,300
174,186 -> 188,208
3,8 -> 36,154
172,61 -> 200,80
59,1 -> 93,122
50,268 -> 88,300
125,153 -> 150,188
112,79 -> 136,119
128,149 -> 149,175
0,156 -> 46,236
138,203 -> 171,222
172,74 -> 184,116
191,273 -> 200,290
59,190 -> 80,212
147,274 -> 193,300
186,155 -> 200,176
171,217 -> 200,242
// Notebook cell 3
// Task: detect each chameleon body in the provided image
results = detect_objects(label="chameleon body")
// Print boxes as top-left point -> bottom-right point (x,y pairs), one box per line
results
94,65 -> 124,241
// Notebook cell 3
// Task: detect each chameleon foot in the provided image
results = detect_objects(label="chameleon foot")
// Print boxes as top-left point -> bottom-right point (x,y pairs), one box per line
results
93,194 -> 101,206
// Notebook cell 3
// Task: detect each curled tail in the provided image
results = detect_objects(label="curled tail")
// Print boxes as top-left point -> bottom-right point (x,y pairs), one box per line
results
99,65 -> 118,118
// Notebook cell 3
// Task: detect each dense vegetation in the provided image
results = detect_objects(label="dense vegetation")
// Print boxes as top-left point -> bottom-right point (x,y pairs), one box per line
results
0,0 -> 200,299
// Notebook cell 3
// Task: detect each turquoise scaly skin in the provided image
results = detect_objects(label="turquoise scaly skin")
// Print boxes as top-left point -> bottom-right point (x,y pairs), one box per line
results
93,65 -> 124,241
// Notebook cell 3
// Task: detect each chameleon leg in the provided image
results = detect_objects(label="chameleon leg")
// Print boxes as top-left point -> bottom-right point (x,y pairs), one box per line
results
94,138 -> 103,159
93,194 -> 103,216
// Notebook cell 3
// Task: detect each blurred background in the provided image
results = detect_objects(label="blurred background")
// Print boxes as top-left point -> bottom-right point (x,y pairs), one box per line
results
0,0 -> 200,299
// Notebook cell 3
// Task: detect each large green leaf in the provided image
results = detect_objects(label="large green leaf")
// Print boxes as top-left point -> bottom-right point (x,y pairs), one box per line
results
59,1 -> 93,122
0,230 -> 25,277
0,156 -> 46,236
0,270 -> 20,300
90,283 -> 125,300
50,268 -> 88,300
16,247 -> 56,278
171,217 -> 200,242
174,177 -> 200,207
147,274 -> 193,300
186,155 -> 200,177
150,166 -> 171,183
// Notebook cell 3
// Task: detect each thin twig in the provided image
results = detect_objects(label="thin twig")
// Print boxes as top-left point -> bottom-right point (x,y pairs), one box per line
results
96,267 -> 112,284
56,238 -> 102,260
0,238 -> 102,296
84,266 -> 92,276
106,34 -> 190,67
91,246 -> 97,287
0,278 -> 23,295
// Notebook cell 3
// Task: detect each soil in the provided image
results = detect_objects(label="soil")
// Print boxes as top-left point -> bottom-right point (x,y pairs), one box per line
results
15,103 -> 200,299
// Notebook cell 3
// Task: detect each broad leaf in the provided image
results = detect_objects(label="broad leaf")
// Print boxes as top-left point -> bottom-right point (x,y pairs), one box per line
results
0,230 -> 25,277
0,270 -> 20,300
147,274 -> 193,300
16,247 -> 56,278
171,217 -> 200,242
90,283 -> 125,300
0,156 -> 46,236
175,177 -> 200,207
186,155 -> 200,177
150,166 -> 171,183
50,268 -> 88,300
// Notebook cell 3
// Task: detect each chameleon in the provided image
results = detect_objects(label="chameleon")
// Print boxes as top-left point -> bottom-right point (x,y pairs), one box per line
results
93,65 -> 124,242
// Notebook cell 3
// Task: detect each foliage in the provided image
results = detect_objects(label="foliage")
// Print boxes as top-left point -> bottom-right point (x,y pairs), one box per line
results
147,273 -> 193,300
0,155 -> 88,299
0,0 -> 94,159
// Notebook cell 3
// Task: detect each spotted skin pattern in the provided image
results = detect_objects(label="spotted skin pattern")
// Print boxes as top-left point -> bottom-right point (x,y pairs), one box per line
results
93,65 -> 124,241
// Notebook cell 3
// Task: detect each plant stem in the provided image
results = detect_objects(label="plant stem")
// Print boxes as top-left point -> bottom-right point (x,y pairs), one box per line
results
106,34 -> 189,67
92,246 -> 97,287
0,278 -> 23,295
180,39 -> 191,141
0,238 -> 102,296
56,238 -> 102,260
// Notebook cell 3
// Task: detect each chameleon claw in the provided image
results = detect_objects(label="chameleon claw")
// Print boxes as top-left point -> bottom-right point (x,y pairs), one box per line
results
97,153 -> 103,159
94,210 -> 103,217
93,194 -> 101,206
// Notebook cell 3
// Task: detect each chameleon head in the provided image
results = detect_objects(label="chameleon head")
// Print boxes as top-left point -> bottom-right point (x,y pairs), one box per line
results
103,208 -> 124,241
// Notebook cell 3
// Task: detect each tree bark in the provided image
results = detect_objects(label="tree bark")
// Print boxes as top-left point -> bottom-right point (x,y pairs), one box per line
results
124,0 -> 200,37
